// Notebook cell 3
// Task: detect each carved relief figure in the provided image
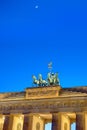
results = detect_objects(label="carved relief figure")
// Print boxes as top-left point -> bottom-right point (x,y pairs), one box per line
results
36,122 -> 40,130
64,123 -> 67,130
17,123 -> 21,130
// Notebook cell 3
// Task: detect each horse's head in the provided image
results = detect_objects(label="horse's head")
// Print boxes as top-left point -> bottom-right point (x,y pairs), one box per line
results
55,73 -> 58,78
47,73 -> 51,79
32,75 -> 36,80
38,74 -> 42,80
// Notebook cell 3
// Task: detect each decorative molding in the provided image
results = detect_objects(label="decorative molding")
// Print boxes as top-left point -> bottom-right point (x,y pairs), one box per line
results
0,92 -> 25,99
26,86 -> 61,99
0,86 -> 87,114
0,98 -> 87,114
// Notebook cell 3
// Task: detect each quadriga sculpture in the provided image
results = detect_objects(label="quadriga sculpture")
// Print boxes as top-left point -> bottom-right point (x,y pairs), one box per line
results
32,72 -> 60,87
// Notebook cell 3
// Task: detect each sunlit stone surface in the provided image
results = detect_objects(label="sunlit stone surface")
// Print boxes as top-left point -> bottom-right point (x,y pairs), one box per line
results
0,85 -> 87,130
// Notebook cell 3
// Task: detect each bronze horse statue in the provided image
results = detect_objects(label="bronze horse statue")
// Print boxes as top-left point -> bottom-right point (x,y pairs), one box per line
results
32,72 -> 60,87
32,74 -> 47,86
47,72 -> 60,86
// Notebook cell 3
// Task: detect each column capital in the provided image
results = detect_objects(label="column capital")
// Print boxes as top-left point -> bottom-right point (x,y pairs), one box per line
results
51,112 -> 63,116
76,112 -> 85,114
6,113 -> 24,130
0,114 -> 5,119
9,113 -> 24,120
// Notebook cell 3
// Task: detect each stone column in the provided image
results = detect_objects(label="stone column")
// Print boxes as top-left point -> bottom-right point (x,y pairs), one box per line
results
23,114 -> 33,130
23,114 -> 45,130
8,114 -> 24,130
76,113 -> 85,130
84,112 -> 87,130
52,113 -> 71,130
23,116 -> 29,130
43,122 -> 45,130
0,115 -> 5,130
51,113 -> 61,130
3,116 -> 9,130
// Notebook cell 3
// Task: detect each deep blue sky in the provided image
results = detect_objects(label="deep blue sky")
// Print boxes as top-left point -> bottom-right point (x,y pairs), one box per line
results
0,0 -> 87,93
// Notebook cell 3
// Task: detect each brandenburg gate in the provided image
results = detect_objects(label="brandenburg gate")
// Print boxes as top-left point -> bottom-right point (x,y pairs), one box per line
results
0,72 -> 87,130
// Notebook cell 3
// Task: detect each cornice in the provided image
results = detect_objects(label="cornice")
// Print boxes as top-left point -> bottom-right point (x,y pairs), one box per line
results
0,86 -> 87,114
0,95 -> 87,114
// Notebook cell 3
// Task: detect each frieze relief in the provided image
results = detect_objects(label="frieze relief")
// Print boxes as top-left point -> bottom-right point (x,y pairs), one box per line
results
26,86 -> 61,99
0,99 -> 87,114
27,90 -> 57,96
